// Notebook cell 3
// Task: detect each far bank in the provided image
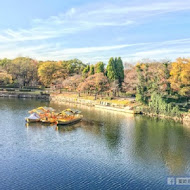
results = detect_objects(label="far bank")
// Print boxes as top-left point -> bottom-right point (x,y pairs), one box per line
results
50,93 -> 190,126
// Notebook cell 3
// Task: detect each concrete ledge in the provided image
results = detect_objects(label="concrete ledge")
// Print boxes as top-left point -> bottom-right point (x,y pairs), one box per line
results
95,105 -> 134,114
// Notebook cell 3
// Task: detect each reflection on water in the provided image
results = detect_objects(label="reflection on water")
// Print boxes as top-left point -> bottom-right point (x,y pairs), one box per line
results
1,98 -> 190,190
56,123 -> 80,133
134,116 -> 190,175
134,117 -> 189,175
26,122 -> 56,128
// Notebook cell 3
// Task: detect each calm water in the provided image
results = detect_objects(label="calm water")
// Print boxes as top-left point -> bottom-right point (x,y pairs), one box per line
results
0,98 -> 190,190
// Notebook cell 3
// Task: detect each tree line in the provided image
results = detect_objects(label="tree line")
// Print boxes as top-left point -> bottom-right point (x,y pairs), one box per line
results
0,57 -> 125,95
124,58 -> 190,116
0,56 -> 189,115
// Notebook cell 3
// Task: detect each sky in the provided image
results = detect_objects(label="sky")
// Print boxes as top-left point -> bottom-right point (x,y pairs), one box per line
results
0,0 -> 190,64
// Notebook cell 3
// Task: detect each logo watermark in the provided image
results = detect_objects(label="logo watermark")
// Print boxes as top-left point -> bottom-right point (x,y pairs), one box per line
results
167,177 -> 190,186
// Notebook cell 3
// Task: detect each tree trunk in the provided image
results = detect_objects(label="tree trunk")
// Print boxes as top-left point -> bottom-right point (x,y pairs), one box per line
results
114,90 -> 116,97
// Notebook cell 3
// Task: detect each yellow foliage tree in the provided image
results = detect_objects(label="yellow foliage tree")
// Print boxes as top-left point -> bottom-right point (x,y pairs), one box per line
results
38,61 -> 64,86
170,58 -> 190,97
0,69 -> 13,85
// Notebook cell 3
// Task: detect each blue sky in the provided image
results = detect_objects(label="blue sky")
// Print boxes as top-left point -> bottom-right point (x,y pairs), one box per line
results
0,0 -> 190,64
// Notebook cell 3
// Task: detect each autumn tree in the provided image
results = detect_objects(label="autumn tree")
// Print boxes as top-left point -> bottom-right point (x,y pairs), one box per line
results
62,74 -> 82,92
0,69 -> 12,85
170,58 -> 190,97
5,57 -> 38,87
77,73 -> 109,99
122,64 -> 138,96
0,58 -> 11,71
38,61 -> 63,86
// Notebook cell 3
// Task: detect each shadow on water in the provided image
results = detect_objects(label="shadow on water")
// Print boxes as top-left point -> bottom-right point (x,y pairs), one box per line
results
55,123 -> 81,133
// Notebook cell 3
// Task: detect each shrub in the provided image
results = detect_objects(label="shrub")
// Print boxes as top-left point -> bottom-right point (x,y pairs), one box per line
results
148,92 -> 181,117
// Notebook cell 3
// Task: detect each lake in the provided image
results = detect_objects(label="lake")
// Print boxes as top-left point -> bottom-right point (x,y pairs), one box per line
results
0,98 -> 190,190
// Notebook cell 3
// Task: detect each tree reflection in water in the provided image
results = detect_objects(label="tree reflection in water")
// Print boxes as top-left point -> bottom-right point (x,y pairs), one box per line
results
24,99 -> 190,176
133,115 -> 190,175
80,116 -> 121,150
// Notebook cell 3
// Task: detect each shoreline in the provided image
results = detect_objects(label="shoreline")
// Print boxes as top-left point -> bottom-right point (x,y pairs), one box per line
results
50,94 -> 137,114
50,94 -> 190,125
1,92 -> 189,125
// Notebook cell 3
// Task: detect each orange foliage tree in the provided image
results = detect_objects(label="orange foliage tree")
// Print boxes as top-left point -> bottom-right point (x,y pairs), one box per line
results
77,73 -> 110,98
62,75 -> 83,91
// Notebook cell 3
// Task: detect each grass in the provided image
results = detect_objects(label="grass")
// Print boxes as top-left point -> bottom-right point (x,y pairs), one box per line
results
101,99 -> 130,105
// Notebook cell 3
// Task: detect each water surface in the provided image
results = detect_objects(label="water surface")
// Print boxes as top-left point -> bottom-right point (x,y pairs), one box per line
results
0,98 -> 190,190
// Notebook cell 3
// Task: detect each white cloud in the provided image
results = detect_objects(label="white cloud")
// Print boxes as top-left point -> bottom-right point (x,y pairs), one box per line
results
0,1 -> 190,44
51,43 -> 149,55
0,1 -> 190,62
0,38 -> 189,63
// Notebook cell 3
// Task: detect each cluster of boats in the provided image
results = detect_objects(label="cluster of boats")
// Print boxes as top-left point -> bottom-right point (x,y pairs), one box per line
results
25,107 -> 83,125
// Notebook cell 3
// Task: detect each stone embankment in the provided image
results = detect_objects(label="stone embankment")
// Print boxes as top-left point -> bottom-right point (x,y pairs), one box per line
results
0,91 -> 50,100
183,114 -> 190,127
50,94 -> 135,114
51,94 -> 190,125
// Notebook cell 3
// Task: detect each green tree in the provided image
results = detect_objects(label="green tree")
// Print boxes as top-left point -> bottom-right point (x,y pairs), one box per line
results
61,59 -> 86,75
115,57 -> 124,86
149,92 -> 181,117
89,65 -> 95,75
95,62 -> 104,73
163,62 -> 171,95
106,57 -> 118,81
82,65 -> 90,78
136,64 -> 146,103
